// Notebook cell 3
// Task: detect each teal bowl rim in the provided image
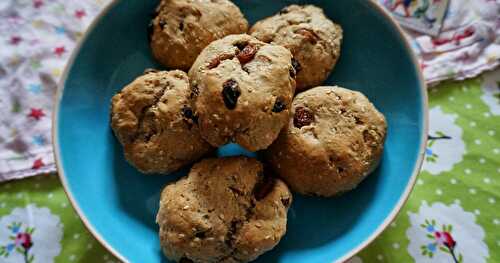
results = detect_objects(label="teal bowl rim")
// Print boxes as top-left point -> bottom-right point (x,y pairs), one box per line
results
52,1 -> 429,262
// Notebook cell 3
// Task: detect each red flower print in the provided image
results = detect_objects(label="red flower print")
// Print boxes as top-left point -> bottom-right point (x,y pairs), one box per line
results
442,232 -> 456,249
54,46 -> 65,57
10,36 -> 22,45
32,158 -> 44,169
15,233 -> 33,250
33,0 -> 43,8
28,108 -> 45,120
75,9 -> 86,19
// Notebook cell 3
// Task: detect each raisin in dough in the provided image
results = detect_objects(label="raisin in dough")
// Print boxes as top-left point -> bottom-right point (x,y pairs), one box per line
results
188,34 -> 297,151
250,5 -> 342,92
157,157 -> 292,263
149,0 -> 248,70
110,70 -> 212,174
265,86 -> 387,197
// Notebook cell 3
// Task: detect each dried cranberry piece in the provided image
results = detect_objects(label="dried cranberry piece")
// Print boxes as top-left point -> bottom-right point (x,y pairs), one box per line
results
293,107 -> 314,128
207,53 -> 234,69
222,79 -> 241,110
236,44 -> 258,65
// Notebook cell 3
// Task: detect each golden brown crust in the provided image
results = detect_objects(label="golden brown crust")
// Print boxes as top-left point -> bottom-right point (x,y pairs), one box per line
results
110,70 -> 212,174
156,157 -> 292,262
150,0 -> 248,70
188,34 -> 296,151
265,86 -> 387,197
250,5 -> 342,92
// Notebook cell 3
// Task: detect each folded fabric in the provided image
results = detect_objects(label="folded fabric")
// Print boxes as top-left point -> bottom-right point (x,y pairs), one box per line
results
0,0 -> 110,181
380,0 -> 500,86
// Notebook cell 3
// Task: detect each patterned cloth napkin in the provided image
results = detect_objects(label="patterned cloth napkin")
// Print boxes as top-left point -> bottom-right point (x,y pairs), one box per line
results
0,1 -> 499,263
0,0 -> 110,181
381,0 -> 500,86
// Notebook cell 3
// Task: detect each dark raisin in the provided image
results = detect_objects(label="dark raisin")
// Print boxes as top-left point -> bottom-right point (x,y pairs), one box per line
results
296,28 -> 319,44
179,20 -> 184,31
253,176 -> 275,201
194,230 -> 207,239
272,97 -> 286,113
207,58 -> 220,69
181,105 -> 198,126
235,42 -> 248,50
222,79 -> 240,110
143,68 -> 158,74
147,20 -> 154,42
159,19 -> 167,29
179,257 -> 193,263
181,105 -> 193,119
281,197 -> 291,207
291,58 -> 302,74
293,107 -> 314,128
236,44 -> 258,65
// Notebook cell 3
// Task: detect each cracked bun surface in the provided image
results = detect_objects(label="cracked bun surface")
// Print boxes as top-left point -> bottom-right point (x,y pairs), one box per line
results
156,157 -> 292,263
188,34 -> 297,151
110,70 -> 212,174
250,5 -> 342,92
149,0 -> 248,70
265,86 -> 386,197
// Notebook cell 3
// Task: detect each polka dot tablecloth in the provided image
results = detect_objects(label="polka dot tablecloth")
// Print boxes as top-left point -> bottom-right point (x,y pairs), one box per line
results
1,70 -> 499,262
0,0 -> 499,262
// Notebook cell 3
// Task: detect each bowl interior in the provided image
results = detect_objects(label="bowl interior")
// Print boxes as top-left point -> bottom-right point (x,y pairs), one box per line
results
56,0 -> 425,262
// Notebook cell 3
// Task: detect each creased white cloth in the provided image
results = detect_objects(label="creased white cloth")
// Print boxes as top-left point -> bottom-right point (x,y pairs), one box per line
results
0,0 -> 109,181
380,0 -> 500,86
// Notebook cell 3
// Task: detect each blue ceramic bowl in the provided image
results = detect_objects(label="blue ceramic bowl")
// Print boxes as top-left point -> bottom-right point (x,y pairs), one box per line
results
54,0 -> 427,262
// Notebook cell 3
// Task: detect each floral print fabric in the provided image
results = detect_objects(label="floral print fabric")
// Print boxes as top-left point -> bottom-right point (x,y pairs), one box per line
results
0,0 -> 109,181
381,0 -> 500,86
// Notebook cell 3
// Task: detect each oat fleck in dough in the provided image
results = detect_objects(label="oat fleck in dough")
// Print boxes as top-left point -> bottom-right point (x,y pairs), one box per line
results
250,5 -> 343,92
110,70 -> 212,174
266,86 -> 387,197
189,34 -> 296,151
156,157 -> 292,263
149,0 -> 248,70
